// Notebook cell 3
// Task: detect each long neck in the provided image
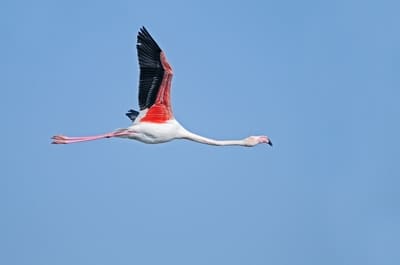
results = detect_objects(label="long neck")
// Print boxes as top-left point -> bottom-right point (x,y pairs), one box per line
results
181,130 -> 246,146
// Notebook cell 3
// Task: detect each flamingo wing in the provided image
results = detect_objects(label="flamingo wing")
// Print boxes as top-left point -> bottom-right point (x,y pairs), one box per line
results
137,27 -> 164,110
127,27 -> 174,123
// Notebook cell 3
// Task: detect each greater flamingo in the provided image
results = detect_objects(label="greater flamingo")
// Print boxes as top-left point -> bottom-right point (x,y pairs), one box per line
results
52,27 -> 272,147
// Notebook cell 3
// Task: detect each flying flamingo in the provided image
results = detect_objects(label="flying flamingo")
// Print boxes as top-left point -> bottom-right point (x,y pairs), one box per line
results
52,27 -> 272,147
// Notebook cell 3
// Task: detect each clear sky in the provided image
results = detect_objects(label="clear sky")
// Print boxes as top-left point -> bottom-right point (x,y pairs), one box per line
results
1,0 -> 399,264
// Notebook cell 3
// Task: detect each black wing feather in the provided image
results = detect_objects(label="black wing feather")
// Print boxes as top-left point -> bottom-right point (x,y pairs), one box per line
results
136,27 -> 165,110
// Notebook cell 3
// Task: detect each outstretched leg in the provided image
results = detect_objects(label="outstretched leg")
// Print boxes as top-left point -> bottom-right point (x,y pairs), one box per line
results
51,129 -> 132,144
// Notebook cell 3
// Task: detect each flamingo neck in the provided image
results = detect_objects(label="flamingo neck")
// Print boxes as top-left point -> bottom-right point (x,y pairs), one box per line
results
181,130 -> 247,146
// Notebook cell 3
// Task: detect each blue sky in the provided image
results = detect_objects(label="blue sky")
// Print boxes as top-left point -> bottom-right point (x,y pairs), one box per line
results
1,0 -> 399,264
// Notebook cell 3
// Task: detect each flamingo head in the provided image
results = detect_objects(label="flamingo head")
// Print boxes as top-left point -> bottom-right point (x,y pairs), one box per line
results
244,136 -> 273,147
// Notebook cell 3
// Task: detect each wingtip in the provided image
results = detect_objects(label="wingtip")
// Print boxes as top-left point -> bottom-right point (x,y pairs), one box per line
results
138,26 -> 151,38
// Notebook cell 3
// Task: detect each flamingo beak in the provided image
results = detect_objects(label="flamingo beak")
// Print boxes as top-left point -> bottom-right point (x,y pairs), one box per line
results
267,140 -> 273,147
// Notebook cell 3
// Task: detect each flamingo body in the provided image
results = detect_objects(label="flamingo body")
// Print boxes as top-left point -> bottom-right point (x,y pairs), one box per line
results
52,27 -> 272,147
120,119 -> 186,144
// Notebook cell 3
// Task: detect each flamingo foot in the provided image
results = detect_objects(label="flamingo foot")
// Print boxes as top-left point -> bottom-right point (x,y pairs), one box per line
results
51,135 -> 68,144
51,135 -> 87,144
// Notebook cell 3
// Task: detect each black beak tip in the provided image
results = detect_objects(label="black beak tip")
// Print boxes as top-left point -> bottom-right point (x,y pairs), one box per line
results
267,140 -> 273,147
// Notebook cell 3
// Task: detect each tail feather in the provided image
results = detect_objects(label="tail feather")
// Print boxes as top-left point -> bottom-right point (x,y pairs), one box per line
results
126,109 -> 139,122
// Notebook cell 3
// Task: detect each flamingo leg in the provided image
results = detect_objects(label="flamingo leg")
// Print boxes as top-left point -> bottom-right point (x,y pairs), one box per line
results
51,130 -> 132,144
